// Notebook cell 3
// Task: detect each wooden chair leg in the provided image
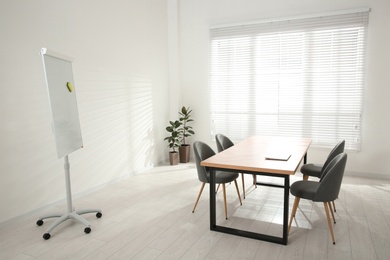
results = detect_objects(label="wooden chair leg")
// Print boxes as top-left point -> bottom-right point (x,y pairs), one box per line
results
288,197 -> 301,233
222,184 -> 228,220
329,202 -> 336,223
252,175 -> 257,188
192,182 -> 206,213
234,179 -> 242,205
216,184 -> 220,194
332,200 -> 336,212
241,173 -> 246,199
324,202 -> 336,245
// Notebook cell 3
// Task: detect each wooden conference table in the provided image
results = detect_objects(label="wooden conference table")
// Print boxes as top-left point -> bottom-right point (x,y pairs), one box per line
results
201,135 -> 311,245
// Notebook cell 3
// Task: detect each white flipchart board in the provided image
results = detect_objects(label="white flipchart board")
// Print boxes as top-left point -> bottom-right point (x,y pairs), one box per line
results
41,48 -> 83,158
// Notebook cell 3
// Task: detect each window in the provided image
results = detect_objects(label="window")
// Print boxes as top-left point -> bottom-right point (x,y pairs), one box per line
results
210,9 -> 369,150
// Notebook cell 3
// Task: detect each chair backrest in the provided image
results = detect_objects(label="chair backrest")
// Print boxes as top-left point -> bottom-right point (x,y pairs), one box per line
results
321,140 -> 345,175
193,141 -> 216,183
215,134 -> 234,153
315,153 -> 347,202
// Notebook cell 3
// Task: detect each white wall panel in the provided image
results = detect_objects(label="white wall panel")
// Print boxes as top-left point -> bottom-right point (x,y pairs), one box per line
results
0,0 -> 169,223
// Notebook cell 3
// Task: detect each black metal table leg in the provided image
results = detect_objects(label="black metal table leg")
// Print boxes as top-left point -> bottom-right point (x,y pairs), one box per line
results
209,170 -> 289,245
210,169 -> 216,229
282,175 -> 290,245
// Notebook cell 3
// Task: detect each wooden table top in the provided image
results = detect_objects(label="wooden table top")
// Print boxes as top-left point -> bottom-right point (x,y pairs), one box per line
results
201,135 -> 312,175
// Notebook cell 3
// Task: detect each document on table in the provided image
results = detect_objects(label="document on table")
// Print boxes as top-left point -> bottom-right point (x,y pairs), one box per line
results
265,151 -> 291,161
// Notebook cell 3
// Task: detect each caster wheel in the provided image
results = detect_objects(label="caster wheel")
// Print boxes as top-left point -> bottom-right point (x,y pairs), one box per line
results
36,220 -> 44,226
84,227 -> 91,234
96,212 -> 102,218
43,233 -> 51,240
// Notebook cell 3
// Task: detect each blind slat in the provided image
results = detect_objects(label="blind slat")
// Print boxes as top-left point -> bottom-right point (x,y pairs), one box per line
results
210,10 -> 368,150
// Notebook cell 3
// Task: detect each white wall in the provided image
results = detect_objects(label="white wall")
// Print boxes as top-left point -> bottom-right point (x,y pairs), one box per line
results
179,0 -> 390,178
0,0 -> 170,223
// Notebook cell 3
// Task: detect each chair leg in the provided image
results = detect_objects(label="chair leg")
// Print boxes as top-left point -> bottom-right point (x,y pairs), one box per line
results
216,184 -> 220,194
324,202 -> 336,245
192,182 -> 206,213
222,184 -> 228,220
234,179 -> 242,205
329,202 -> 336,224
288,197 -> 301,233
241,173 -> 246,199
332,200 -> 336,212
252,175 -> 257,188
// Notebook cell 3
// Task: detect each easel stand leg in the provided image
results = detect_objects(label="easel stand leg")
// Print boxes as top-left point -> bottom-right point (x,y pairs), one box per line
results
36,156 -> 102,240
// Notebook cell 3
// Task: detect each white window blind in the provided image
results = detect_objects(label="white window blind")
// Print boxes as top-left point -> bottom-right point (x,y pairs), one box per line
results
210,10 -> 369,151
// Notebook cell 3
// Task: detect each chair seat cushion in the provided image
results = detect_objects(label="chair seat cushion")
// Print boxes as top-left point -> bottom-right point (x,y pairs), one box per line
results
290,180 -> 320,200
213,171 -> 239,183
300,163 -> 322,178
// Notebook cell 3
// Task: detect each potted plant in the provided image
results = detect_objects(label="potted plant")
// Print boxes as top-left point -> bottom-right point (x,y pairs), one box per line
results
164,120 -> 181,165
178,106 -> 195,163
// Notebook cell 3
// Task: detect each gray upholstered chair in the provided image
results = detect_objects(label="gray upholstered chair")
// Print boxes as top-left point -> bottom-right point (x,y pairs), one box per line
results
215,134 -> 256,199
301,140 -> 345,212
288,153 -> 347,244
301,140 -> 345,180
192,141 -> 242,219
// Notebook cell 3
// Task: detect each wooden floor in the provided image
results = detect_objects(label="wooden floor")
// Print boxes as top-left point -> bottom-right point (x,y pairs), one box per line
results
1,163 -> 390,260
